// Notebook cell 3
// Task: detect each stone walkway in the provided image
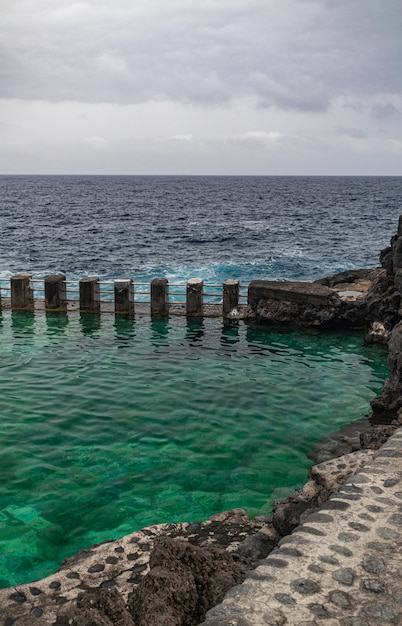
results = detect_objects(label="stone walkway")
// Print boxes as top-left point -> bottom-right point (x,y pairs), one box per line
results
201,427 -> 402,626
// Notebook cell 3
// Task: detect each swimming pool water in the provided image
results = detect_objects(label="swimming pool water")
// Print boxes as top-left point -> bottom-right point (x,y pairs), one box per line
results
0,311 -> 388,587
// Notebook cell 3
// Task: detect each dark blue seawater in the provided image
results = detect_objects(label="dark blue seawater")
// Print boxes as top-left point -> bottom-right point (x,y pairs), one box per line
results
0,175 -> 401,283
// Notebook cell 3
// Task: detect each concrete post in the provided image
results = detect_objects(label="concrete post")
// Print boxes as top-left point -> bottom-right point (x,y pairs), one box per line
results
79,276 -> 100,313
187,278 -> 204,316
151,278 -> 169,316
10,273 -> 34,310
223,279 -> 240,317
45,275 -> 67,310
114,278 -> 134,315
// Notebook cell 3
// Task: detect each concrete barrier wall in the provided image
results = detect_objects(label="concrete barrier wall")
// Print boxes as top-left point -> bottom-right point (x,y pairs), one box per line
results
0,274 -> 246,318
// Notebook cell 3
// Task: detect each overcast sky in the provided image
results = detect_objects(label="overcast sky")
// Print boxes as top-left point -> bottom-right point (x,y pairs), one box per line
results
1,0 -> 401,175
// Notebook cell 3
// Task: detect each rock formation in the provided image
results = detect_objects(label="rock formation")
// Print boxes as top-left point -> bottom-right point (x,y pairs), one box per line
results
128,538 -> 245,626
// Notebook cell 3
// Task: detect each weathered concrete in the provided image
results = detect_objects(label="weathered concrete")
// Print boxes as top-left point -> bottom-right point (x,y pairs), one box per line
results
246,271 -> 394,331
79,276 -> 100,313
248,280 -> 338,308
10,273 -> 34,310
44,275 -> 67,311
150,278 -> 169,316
247,280 -> 344,328
114,278 -> 134,316
223,279 -> 240,318
187,278 -> 204,316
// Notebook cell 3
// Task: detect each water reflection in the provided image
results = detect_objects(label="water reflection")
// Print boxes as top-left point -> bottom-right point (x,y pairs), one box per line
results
11,310 -> 35,337
185,318 -> 204,345
79,313 -> 101,337
114,316 -> 135,344
220,320 -> 240,347
150,318 -> 170,348
45,311 -> 69,336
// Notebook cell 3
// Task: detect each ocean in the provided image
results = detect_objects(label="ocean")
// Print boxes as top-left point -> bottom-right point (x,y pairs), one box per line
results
0,175 -> 401,283
0,175 -> 399,587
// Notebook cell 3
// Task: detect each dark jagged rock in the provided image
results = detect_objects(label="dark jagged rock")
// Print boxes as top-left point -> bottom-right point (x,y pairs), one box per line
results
272,480 -> 321,537
176,507 -> 265,549
315,268 -> 381,288
56,587 -> 135,626
236,529 -> 277,564
371,322 -> 402,422
128,537 -> 245,626
366,273 -> 401,331
364,321 -> 390,345
360,423 -> 399,449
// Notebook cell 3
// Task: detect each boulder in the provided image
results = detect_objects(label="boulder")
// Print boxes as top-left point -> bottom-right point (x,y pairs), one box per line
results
128,537 -> 245,626
56,587 -> 134,626
272,480 -> 320,537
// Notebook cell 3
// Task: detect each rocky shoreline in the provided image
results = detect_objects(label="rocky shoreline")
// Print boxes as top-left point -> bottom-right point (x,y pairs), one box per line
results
3,217 -> 402,624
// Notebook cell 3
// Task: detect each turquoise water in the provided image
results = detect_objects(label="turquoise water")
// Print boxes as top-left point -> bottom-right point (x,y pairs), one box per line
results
0,311 -> 388,587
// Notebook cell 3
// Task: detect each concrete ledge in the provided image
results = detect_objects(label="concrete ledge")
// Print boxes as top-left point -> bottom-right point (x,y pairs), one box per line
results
248,280 -> 338,308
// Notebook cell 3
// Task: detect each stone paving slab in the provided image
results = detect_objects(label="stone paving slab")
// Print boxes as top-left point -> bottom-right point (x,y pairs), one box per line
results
201,427 -> 402,626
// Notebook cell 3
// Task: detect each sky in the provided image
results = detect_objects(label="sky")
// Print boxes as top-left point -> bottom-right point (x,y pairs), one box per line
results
1,0 -> 401,175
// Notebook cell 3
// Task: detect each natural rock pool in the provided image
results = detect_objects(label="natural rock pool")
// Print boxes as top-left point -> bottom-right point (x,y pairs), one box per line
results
0,311 -> 388,587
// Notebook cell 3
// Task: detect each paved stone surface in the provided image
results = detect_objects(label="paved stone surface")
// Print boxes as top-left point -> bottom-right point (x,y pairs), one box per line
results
201,428 -> 402,626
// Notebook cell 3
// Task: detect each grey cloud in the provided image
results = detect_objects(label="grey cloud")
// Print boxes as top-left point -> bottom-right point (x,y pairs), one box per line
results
336,125 -> 368,139
370,103 -> 400,119
341,98 -> 400,120
342,99 -> 366,113
1,0 -> 401,112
